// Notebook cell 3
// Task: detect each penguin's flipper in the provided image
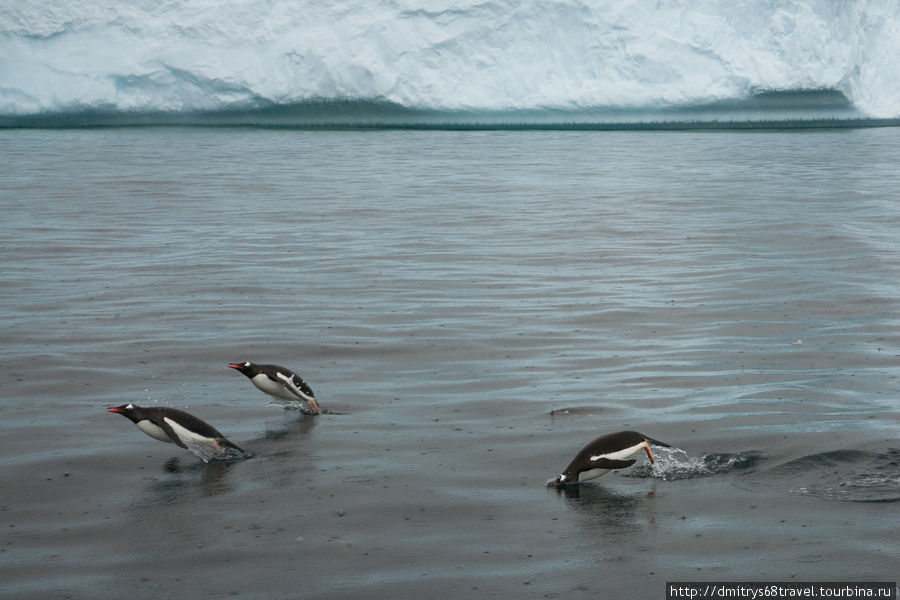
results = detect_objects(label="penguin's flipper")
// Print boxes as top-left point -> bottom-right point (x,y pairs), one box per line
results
156,417 -> 189,449
275,371 -> 316,401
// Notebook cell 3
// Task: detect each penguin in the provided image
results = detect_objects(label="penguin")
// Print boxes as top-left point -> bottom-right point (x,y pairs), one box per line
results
547,431 -> 671,487
228,362 -> 322,414
107,403 -> 247,462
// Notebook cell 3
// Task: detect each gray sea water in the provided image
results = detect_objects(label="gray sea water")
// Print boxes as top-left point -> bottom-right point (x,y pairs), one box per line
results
1,127 -> 898,599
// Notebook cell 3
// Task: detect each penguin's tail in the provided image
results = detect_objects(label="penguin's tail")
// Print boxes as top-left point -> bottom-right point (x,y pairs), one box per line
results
643,435 -> 672,448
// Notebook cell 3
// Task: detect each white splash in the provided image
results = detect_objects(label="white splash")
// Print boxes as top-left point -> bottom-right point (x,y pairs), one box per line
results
184,440 -> 248,463
624,446 -> 762,481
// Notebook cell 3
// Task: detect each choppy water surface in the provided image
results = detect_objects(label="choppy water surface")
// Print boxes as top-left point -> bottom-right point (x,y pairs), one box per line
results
1,127 -> 898,599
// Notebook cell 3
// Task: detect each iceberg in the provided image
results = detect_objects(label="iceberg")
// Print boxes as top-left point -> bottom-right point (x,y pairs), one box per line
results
1,0 -> 898,126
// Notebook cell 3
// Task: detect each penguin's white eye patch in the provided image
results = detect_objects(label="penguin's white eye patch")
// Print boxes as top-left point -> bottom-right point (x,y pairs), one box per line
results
244,362 -> 251,367
125,403 -> 134,409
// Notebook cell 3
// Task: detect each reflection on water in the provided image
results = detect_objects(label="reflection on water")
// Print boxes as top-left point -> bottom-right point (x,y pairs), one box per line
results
554,483 -> 658,535
260,412 -> 319,442
135,456 -> 242,503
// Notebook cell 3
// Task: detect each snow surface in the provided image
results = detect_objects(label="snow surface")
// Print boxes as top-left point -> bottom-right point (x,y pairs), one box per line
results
1,0 -> 898,118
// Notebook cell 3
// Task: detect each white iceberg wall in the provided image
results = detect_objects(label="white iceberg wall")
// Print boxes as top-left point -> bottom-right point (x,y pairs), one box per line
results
1,0 -> 897,117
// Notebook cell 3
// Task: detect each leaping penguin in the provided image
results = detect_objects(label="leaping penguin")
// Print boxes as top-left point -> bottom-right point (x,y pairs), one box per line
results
547,431 -> 671,487
107,403 -> 247,462
228,361 -> 322,415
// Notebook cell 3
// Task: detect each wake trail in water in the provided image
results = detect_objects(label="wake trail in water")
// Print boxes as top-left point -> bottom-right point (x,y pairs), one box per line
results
625,445 -> 900,503
764,448 -> 900,503
624,446 -> 765,481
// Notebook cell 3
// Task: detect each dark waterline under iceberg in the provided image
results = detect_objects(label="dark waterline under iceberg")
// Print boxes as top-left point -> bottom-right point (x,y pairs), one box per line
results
3,90 -> 899,130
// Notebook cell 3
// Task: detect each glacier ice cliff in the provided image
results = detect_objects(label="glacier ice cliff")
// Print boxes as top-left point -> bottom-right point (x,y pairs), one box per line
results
1,0 -> 898,125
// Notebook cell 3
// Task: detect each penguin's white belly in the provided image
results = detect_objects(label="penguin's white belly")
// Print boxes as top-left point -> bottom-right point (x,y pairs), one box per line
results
250,374 -> 294,399
136,420 -> 174,443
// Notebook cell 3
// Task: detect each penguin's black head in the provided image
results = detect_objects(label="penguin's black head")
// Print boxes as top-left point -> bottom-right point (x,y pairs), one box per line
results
228,362 -> 253,375
107,403 -> 140,423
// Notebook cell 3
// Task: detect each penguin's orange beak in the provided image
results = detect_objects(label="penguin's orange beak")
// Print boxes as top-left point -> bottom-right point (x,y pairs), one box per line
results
228,363 -> 243,370
107,407 -> 124,413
